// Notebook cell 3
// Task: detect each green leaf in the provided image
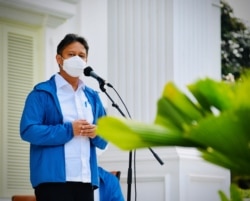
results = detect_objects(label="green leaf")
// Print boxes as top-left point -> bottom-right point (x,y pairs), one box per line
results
230,184 -> 244,201
218,191 -> 230,201
188,78 -> 235,111
219,184 -> 244,201
162,82 -> 204,121
188,109 -> 250,174
97,117 -> 199,150
233,77 -> 250,109
200,149 -> 249,175
155,97 -> 190,131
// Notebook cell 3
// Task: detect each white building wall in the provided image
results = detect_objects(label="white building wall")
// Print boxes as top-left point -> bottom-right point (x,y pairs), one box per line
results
106,0 -> 221,123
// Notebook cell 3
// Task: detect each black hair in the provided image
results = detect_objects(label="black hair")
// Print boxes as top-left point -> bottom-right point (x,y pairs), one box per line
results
57,33 -> 89,55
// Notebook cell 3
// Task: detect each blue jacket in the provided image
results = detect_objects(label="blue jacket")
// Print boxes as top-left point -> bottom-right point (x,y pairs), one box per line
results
20,75 -> 108,188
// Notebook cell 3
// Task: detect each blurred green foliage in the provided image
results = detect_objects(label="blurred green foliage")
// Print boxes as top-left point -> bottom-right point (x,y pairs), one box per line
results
221,0 -> 250,77
97,73 -> 250,200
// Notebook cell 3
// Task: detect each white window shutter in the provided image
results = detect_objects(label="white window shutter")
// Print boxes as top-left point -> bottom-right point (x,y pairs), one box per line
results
0,23 -> 41,197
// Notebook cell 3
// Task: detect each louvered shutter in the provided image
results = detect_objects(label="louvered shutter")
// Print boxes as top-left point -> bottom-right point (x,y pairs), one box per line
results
0,23 -> 41,197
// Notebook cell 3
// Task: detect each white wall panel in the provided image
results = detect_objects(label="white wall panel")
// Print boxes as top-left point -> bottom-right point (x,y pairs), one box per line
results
107,0 -> 220,123
108,0 -> 168,122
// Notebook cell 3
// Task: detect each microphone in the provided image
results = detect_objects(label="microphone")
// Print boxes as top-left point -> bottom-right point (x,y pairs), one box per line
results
84,66 -> 105,85
83,66 -> 113,91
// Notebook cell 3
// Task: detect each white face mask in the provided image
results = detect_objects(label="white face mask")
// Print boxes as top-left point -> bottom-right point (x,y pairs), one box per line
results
62,56 -> 87,77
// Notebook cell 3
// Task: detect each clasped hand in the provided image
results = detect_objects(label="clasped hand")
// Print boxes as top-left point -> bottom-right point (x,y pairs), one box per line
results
72,119 -> 96,138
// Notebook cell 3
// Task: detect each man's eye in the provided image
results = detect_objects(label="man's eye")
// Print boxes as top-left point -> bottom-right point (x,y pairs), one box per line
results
79,55 -> 86,59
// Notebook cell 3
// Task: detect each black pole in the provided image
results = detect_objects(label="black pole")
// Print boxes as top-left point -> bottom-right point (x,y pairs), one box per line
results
127,151 -> 133,201
100,87 -> 133,201
99,83 -> 164,201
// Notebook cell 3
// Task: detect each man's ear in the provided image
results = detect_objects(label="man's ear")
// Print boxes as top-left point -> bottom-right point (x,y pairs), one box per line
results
56,54 -> 63,67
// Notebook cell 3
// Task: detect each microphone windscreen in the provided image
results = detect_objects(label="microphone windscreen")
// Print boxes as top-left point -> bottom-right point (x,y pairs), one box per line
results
84,66 -> 93,76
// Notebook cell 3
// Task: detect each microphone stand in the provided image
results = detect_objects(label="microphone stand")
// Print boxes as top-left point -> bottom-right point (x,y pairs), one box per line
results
99,82 -> 164,201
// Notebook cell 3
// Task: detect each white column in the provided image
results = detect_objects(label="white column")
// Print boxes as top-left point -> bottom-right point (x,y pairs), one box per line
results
107,0 -> 221,122
170,0 -> 221,90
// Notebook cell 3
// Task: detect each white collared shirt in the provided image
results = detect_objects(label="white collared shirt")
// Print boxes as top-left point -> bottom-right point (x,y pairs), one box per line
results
55,73 -> 93,182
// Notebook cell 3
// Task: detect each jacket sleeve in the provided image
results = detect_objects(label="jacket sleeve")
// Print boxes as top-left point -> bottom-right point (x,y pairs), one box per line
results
20,90 -> 74,146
